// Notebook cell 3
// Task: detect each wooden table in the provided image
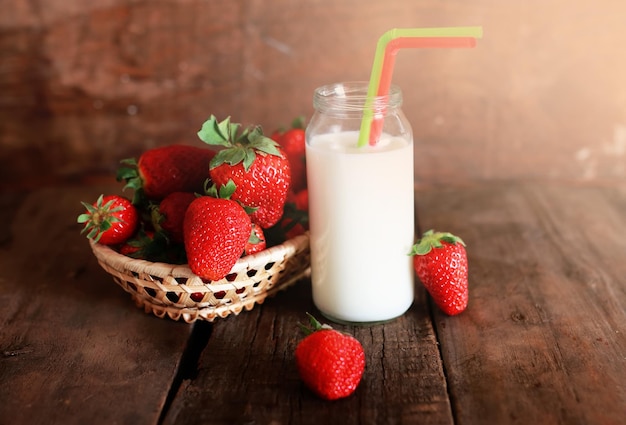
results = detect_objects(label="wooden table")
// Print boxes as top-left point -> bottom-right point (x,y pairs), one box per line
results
1,181 -> 625,425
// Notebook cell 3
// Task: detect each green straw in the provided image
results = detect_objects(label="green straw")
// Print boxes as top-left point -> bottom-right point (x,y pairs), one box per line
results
358,26 -> 483,147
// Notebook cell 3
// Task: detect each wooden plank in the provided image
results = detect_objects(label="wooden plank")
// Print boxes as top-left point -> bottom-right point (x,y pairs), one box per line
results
164,278 -> 454,425
4,181 -> 624,424
415,181 -> 626,425
0,186 -> 194,425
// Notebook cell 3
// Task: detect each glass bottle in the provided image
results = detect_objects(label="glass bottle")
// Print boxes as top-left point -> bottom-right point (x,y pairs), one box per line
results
305,81 -> 415,324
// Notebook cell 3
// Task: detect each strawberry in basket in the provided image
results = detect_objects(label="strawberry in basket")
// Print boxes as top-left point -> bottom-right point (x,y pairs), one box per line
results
116,144 -> 216,204
270,116 -> 307,193
78,194 -> 139,245
183,181 -> 252,281
77,115 -> 312,322
197,115 -> 291,229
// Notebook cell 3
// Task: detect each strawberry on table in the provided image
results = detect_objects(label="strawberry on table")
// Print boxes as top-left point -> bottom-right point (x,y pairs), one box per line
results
197,115 -> 291,229
78,194 -> 139,245
410,230 -> 469,316
295,314 -> 365,401
117,144 -> 215,202
183,181 -> 252,281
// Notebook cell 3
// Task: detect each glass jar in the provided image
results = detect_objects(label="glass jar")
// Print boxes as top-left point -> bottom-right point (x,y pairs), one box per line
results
305,81 -> 415,324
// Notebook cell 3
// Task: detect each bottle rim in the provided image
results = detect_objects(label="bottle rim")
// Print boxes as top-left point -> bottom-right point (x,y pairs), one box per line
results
313,81 -> 402,113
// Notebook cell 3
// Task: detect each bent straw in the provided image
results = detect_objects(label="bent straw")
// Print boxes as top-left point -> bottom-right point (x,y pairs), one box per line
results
358,27 -> 483,147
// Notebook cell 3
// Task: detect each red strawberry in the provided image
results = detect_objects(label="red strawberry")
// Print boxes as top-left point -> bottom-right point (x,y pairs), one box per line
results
295,314 -> 365,400
119,229 -> 155,257
117,145 -> 215,201
269,198 -> 309,242
183,186 -> 252,281
293,188 -> 308,212
118,225 -> 188,263
281,217 -> 306,239
153,191 -> 196,243
78,194 -> 139,245
197,116 -> 291,229
243,223 -> 266,256
410,230 -> 469,315
272,123 -> 307,193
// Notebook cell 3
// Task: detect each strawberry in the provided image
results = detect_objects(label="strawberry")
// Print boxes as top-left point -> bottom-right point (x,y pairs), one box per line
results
78,194 -> 139,245
410,230 -> 469,316
271,117 -> 307,192
117,144 -> 215,202
153,191 -> 196,244
295,314 -> 365,401
243,223 -> 266,256
119,229 -> 155,257
266,194 -> 309,244
183,182 -> 252,281
293,188 -> 308,212
197,115 -> 291,229
283,218 -> 307,239
119,228 -> 186,264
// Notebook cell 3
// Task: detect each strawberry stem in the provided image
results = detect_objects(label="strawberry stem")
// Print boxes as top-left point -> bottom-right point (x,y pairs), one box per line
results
409,229 -> 466,256
298,312 -> 333,336
77,194 -> 124,243
197,115 -> 282,171
291,115 -> 306,129
116,157 -> 148,206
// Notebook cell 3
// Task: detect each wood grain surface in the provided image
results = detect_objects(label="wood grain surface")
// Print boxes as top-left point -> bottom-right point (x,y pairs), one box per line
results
1,181 -> 625,424
0,185 -> 193,425
163,281 -> 453,425
416,183 -> 626,425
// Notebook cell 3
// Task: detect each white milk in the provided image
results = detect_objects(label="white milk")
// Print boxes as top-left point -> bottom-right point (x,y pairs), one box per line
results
306,130 -> 415,323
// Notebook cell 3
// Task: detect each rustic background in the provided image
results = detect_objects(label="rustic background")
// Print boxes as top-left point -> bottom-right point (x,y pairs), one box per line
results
2,0 -> 625,190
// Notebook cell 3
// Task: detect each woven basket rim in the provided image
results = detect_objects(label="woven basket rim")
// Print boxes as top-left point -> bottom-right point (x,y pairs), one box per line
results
89,232 -> 310,322
90,232 -> 309,280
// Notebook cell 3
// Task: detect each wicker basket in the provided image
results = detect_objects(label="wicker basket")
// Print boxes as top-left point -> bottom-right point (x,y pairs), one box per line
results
90,233 -> 310,323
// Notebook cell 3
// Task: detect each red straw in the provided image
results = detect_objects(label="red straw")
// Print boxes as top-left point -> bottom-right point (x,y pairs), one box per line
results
377,37 -> 477,98
358,27 -> 483,147
369,37 -> 477,145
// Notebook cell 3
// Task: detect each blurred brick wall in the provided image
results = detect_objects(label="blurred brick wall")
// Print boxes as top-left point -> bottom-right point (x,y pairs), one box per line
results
1,0 -> 625,188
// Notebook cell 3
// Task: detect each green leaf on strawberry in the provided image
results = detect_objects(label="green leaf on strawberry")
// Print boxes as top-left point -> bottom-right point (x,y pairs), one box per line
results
247,127 -> 281,156
78,194 -> 139,245
198,115 -> 239,147
298,312 -> 333,335
410,229 -> 469,316
205,179 -> 236,199
409,229 -> 465,255
291,115 -> 306,129
198,115 -> 281,171
217,179 -> 237,199
204,179 -> 258,216
198,115 -> 291,229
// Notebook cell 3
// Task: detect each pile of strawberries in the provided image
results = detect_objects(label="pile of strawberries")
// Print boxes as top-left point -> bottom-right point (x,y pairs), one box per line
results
78,115 -> 308,282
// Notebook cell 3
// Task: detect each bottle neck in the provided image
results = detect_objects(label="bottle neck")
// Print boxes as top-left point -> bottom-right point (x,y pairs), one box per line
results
313,82 -> 402,117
